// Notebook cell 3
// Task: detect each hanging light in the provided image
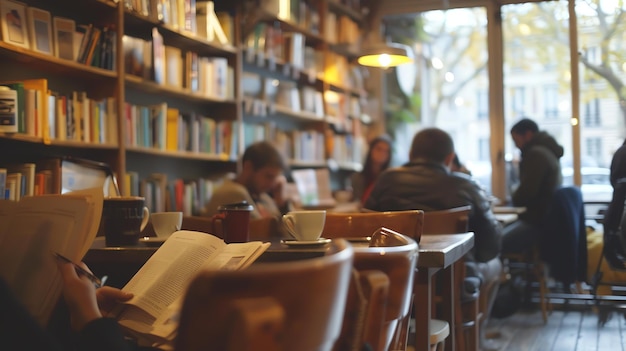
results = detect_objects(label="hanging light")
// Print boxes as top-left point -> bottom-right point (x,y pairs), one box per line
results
357,42 -> 414,69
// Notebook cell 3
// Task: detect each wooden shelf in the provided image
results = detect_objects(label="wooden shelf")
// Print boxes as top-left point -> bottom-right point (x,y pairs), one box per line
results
125,75 -> 237,106
0,42 -> 117,86
328,0 -> 365,25
123,10 -> 238,57
126,146 -> 236,162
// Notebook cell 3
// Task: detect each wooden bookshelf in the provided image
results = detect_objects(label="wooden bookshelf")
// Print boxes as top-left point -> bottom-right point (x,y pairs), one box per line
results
0,0 -> 372,208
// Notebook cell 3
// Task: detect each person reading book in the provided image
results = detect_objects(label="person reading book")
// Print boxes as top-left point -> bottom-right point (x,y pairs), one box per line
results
111,230 -> 270,347
1,261 -> 138,351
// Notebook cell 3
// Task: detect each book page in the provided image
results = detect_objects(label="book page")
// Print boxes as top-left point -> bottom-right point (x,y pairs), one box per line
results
202,241 -> 271,271
118,231 -> 227,320
116,231 -> 270,342
0,187 -> 102,326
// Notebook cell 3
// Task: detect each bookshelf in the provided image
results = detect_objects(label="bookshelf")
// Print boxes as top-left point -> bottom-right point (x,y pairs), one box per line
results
0,0 -> 373,209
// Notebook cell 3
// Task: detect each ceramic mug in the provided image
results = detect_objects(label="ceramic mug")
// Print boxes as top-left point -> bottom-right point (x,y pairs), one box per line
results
150,211 -> 183,238
102,196 -> 150,246
282,210 -> 326,241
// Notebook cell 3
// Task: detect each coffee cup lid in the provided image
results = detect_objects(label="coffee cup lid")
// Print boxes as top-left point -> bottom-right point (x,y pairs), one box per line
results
218,201 -> 254,211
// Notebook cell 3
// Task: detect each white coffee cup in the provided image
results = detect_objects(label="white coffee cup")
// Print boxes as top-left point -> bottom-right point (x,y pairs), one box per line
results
150,212 -> 183,238
282,210 -> 326,241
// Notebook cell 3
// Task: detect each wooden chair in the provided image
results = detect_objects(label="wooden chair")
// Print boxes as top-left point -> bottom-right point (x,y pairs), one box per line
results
181,215 -> 279,241
322,212 -> 422,350
355,227 -> 419,351
323,210 -> 424,243
422,205 -> 479,351
175,239 -> 354,351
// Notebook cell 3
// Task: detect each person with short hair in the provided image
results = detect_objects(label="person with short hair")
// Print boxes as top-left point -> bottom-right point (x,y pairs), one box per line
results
503,118 -> 564,254
364,128 -> 502,348
204,141 -> 291,219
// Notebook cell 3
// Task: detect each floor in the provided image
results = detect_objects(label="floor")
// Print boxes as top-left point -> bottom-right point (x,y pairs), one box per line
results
486,306 -> 626,351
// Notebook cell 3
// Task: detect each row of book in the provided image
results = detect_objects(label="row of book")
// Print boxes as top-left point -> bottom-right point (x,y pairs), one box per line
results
243,122 -> 362,164
0,158 -> 102,201
328,134 -> 365,165
0,2 -> 115,70
0,79 -> 117,144
125,171 -> 229,216
325,12 -> 360,46
244,23 -> 323,73
123,32 -> 234,99
243,126 -> 326,163
258,0 -> 321,35
123,102 -> 239,159
124,0 -> 234,45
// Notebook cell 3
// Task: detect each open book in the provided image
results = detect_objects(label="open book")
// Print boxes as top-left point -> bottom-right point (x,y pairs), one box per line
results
0,187 -> 103,326
113,230 -> 270,346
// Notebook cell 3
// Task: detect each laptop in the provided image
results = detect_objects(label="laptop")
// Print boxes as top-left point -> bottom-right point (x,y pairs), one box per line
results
291,168 -> 337,210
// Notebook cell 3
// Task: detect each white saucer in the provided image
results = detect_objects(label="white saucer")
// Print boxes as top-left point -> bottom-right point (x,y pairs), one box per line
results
139,236 -> 168,246
280,238 -> 331,246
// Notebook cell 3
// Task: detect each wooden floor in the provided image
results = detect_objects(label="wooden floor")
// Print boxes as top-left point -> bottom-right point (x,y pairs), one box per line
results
486,306 -> 626,351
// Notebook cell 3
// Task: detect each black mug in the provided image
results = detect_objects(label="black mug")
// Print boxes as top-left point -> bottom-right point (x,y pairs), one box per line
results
101,196 -> 150,246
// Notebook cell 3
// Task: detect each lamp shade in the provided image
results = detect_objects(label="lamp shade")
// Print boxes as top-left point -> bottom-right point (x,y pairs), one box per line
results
357,42 -> 414,68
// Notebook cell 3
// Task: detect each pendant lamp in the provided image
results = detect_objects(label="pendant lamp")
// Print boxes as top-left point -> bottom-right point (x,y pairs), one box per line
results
357,41 -> 414,69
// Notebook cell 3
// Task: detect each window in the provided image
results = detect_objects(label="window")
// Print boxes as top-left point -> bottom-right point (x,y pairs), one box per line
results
383,0 -> 626,201
583,98 -> 600,127
585,137 -> 602,160
511,87 -> 525,119
544,85 -> 559,119
477,90 -> 488,119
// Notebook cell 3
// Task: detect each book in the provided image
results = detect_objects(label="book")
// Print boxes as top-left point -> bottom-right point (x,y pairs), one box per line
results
0,187 -> 103,326
112,230 -> 270,345
1,79 -> 49,142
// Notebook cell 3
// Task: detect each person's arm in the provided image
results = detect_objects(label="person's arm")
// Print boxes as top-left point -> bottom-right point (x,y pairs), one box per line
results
57,261 -> 135,351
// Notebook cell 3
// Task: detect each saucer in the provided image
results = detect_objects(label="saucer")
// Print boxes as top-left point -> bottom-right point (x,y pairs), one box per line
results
280,238 -> 331,246
139,236 -> 168,247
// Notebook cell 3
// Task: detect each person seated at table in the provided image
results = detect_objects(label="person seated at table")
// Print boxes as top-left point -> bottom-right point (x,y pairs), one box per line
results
1,260 -> 137,351
363,127 -> 503,349
502,118 -> 563,255
350,134 -> 393,205
204,141 -> 292,219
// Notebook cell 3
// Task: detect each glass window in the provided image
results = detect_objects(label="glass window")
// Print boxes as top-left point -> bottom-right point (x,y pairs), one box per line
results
385,7 -> 490,190
381,0 -> 626,200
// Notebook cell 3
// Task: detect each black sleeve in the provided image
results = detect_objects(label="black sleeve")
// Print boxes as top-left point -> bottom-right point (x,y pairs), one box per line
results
75,318 -> 133,351
0,278 -> 63,351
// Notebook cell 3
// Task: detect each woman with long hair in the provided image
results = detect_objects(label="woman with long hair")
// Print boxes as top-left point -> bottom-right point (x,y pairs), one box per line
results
351,135 -> 393,205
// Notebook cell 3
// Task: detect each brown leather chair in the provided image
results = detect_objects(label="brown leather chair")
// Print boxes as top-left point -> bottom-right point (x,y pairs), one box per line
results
423,205 -> 479,351
175,239 -> 354,351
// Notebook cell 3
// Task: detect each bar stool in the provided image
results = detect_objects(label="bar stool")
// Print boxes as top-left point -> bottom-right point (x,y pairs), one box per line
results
430,319 -> 450,351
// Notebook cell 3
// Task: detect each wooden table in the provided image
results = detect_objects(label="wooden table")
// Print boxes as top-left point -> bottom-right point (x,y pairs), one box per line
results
493,206 -> 526,214
414,233 -> 474,351
86,233 -> 474,351
84,237 -> 330,287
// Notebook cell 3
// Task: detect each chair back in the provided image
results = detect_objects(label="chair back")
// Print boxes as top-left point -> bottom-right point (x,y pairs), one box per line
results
539,186 -> 587,284
181,216 -> 278,241
422,205 -> 471,234
322,210 -> 424,243
354,227 -> 419,351
175,239 -> 354,351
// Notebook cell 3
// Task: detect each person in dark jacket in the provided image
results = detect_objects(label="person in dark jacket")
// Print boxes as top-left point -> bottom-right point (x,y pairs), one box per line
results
502,118 -> 564,254
602,139 -> 626,268
364,127 -> 502,348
